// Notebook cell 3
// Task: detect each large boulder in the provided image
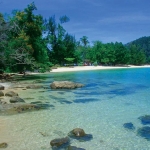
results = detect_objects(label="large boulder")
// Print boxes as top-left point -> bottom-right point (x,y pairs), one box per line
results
50,137 -> 69,148
5,91 -> 18,97
0,85 -> 4,90
50,81 -> 84,89
10,96 -> 25,103
0,91 -> 4,97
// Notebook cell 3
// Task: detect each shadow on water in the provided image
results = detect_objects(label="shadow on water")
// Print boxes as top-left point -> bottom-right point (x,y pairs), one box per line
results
73,98 -> 99,103
14,74 -> 48,82
80,84 -> 148,96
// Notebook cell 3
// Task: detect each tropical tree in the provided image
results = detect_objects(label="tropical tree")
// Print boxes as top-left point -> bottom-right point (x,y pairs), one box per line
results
46,15 -> 76,65
80,36 -> 89,61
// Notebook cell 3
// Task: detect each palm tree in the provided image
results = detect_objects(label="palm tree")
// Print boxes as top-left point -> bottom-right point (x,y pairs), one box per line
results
80,36 -> 89,62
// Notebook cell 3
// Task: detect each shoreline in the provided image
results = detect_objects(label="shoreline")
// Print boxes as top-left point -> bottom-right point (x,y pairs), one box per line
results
50,65 -> 150,73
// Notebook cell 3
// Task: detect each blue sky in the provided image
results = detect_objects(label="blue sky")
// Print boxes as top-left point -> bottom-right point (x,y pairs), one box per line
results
0,0 -> 150,44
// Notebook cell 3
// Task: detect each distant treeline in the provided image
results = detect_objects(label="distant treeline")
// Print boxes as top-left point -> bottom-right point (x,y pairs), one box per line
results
0,2 -> 149,73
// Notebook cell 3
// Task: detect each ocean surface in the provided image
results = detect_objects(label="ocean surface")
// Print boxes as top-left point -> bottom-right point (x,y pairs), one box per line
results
1,68 -> 150,150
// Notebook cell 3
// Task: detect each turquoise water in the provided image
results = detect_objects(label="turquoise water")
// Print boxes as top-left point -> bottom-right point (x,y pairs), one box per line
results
1,68 -> 150,150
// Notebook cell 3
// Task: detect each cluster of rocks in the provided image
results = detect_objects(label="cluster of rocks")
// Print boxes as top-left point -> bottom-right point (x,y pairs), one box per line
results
0,80 -> 84,115
123,115 -> 150,140
0,84 -> 51,115
0,80 -> 85,148
50,128 -> 92,150
0,73 -> 15,82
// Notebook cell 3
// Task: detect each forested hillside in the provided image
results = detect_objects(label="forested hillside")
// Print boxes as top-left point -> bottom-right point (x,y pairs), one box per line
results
126,36 -> 150,63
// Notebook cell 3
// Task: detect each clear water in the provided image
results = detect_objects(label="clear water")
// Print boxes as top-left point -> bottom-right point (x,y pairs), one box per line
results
1,68 -> 150,150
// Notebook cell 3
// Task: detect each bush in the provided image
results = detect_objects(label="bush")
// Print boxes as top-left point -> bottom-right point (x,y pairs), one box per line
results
93,61 -> 98,66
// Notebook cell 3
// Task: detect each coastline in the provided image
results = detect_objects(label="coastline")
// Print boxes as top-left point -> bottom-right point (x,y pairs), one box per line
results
50,65 -> 150,73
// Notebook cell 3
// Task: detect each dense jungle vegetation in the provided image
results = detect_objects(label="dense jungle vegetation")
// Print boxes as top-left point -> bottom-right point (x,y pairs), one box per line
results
0,3 -> 149,73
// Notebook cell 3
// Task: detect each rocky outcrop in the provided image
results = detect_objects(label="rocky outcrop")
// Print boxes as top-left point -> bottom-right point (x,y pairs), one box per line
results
50,137 -> 69,148
50,81 -> 84,89
0,91 -> 4,97
0,85 -> 4,90
5,91 -> 18,97
10,96 -> 25,103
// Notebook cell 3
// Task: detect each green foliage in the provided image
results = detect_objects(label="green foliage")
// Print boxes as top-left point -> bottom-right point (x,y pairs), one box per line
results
93,61 -> 98,66
46,16 -> 76,65
129,45 -> 146,65
64,58 -> 75,62
0,2 -> 148,74
126,36 -> 150,63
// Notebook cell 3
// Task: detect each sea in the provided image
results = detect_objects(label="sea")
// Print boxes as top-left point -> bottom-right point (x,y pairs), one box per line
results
1,67 -> 150,150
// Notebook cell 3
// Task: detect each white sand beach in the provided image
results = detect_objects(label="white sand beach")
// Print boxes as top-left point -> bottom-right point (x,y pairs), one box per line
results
50,65 -> 150,72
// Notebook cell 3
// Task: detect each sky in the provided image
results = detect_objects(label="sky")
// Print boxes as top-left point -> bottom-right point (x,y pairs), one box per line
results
0,0 -> 150,44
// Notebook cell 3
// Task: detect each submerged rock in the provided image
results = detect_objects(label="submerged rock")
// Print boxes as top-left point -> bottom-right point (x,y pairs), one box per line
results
0,103 -> 45,115
0,91 -> 4,97
68,128 -> 93,142
0,85 -> 4,90
50,137 -> 70,148
10,96 -> 25,103
0,142 -> 8,148
26,85 -> 43,89
137,126 -> 150,140
71,128 -> 86,137
138,115 -> 150,125
67,146 -> 86,150
50,81 -> 84,89
5,91 -> 18,97
123,122 -> 135,130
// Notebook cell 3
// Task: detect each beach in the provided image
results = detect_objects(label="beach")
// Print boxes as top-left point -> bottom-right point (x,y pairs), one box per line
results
50,65 -> 150,72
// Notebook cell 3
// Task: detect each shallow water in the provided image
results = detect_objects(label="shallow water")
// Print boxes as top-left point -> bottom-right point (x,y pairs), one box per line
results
1,68 -> 150,150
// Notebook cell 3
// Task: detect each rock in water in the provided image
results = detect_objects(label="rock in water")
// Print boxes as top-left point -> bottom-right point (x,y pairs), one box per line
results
68,128 -> 93,142
137,126 -> 150,140
67,146 -> 86,150
50,81 -> 84,89
0,91 -> 4,97
71,128 -> 86,137
26,85 -> 43,89
50,137 -> 69,148
5,91 -> 18,97
0,142 -> 8,148
0,85 -> 4,90
123,122 -> 135,130
138,115 -> 150,125
10,96 -> 25,103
